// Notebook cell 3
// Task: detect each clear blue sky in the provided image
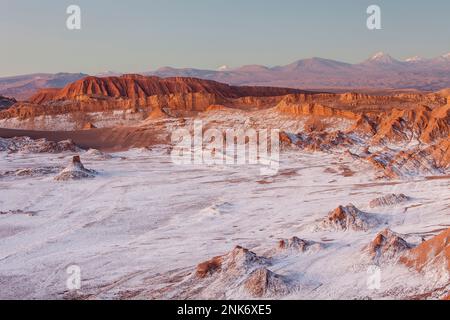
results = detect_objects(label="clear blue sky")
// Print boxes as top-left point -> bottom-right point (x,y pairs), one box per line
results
1,0 -> 450,76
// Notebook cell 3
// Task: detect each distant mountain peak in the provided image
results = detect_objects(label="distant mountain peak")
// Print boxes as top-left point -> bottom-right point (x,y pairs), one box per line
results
96,71 -> 122,77
441,52 -> 450,59
405,56 -> 425,62
367,52 -> 398,63
156,66 -> 176,72
217,65 -> 230,71
235,65 -> 270,72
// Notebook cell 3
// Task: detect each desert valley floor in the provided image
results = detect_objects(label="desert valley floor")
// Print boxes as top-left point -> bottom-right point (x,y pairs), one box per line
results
0,123 -> 448,299
0,75 -> 449,299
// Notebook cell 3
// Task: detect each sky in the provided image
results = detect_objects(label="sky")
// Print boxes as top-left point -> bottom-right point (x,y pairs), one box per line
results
1,0 -> 450,76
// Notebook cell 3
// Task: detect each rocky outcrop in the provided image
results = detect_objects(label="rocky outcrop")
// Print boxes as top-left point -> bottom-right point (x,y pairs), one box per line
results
371,104 -> 450,144
27,88 -> 60,104
82,122 -> 97,130
318,204 -> 381,231
145,105 -> 168,120
0,136 -> 79,153
367,138 -> 450,178
54,156 -> 96,181
1,75 -> 303,119
277,237 -> 324,253
276,98 -> 359,120
367,229 -> 412,263
195,246 -> 270,279
140,245 -> 292,299
293,131 -> 357,152
83,148 -> 112,160
1,166 -> 62,178
369,194 -> 410,208
242,267 -> 290,298
400,228 -> 449,281
192,246 -> 291,298
34,75 -> 302,103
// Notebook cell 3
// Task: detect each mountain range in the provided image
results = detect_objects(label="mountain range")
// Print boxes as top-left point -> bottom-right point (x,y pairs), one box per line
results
147,52 -> 450,91
0,73 -> 87,100
2,52 -> 450,100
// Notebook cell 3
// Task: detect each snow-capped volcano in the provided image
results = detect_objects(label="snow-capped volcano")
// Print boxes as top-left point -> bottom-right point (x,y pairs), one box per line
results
217,65 -> 230,71
364,52 -> 401,65
405,56 -> 425,63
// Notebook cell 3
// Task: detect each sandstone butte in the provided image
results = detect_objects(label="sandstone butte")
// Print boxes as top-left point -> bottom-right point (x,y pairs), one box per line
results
0,75 -> 308,119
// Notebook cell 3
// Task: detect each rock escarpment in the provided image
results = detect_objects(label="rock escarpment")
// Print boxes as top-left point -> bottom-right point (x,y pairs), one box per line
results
0,75 -> 304,119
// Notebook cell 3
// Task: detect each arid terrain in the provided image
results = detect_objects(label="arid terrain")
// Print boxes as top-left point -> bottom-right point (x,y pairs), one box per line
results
0,75 -> 448,299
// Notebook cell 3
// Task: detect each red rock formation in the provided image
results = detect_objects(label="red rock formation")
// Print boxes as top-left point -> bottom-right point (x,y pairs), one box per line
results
318,204 -> 380,231
242,267 -> 289,297
400,228 -> 449,276
1,75 -> 303,119
193,246 -> 290,297
29,75 -> 302,104
204,104 -> 231,112
372,104 -> 449,144
368,229 -> 411,262
276,100 -> 359,119
196,256 -> 223,278
195,246 -> 269,279
367,138 -> 450,178
28,88 -> 60,104
145,105 -> 168,120
82,122 -> 97,130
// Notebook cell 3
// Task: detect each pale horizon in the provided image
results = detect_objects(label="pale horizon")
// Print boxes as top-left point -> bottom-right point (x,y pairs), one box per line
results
2,0 -> 450,76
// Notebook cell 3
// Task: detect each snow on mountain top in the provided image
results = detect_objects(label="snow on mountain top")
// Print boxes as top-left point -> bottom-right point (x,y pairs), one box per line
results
217,65 -> 230,71
405,56 -> 425,62
366,52 -> 399,64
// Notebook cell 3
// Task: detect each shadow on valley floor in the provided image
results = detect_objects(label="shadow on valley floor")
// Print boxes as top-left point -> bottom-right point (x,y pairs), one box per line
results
0,127 -> 169,152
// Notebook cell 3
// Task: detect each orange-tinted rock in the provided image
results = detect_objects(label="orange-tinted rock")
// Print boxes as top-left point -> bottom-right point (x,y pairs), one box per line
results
276,99 -> 359,120
83,122 -> 97,130
242,267 -> 289,297
368,229 -> 411,262
319,204 -> 379,231
31,75 -> 302,103
371,105 -> 449,144
146,106 -> 168,120
205,104 -> 230,112
400,228 -> 449,275
196,256 -> 223,278
28,88 -> 60,104
193,245 -> 290,298
1,76 -> 302,120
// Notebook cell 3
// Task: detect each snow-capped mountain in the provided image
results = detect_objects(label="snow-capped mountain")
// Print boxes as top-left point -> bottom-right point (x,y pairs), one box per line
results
145,52 -> 450,91
405,56 -> 425,63
3,52 -> 450,99
364,52 -> 400,64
